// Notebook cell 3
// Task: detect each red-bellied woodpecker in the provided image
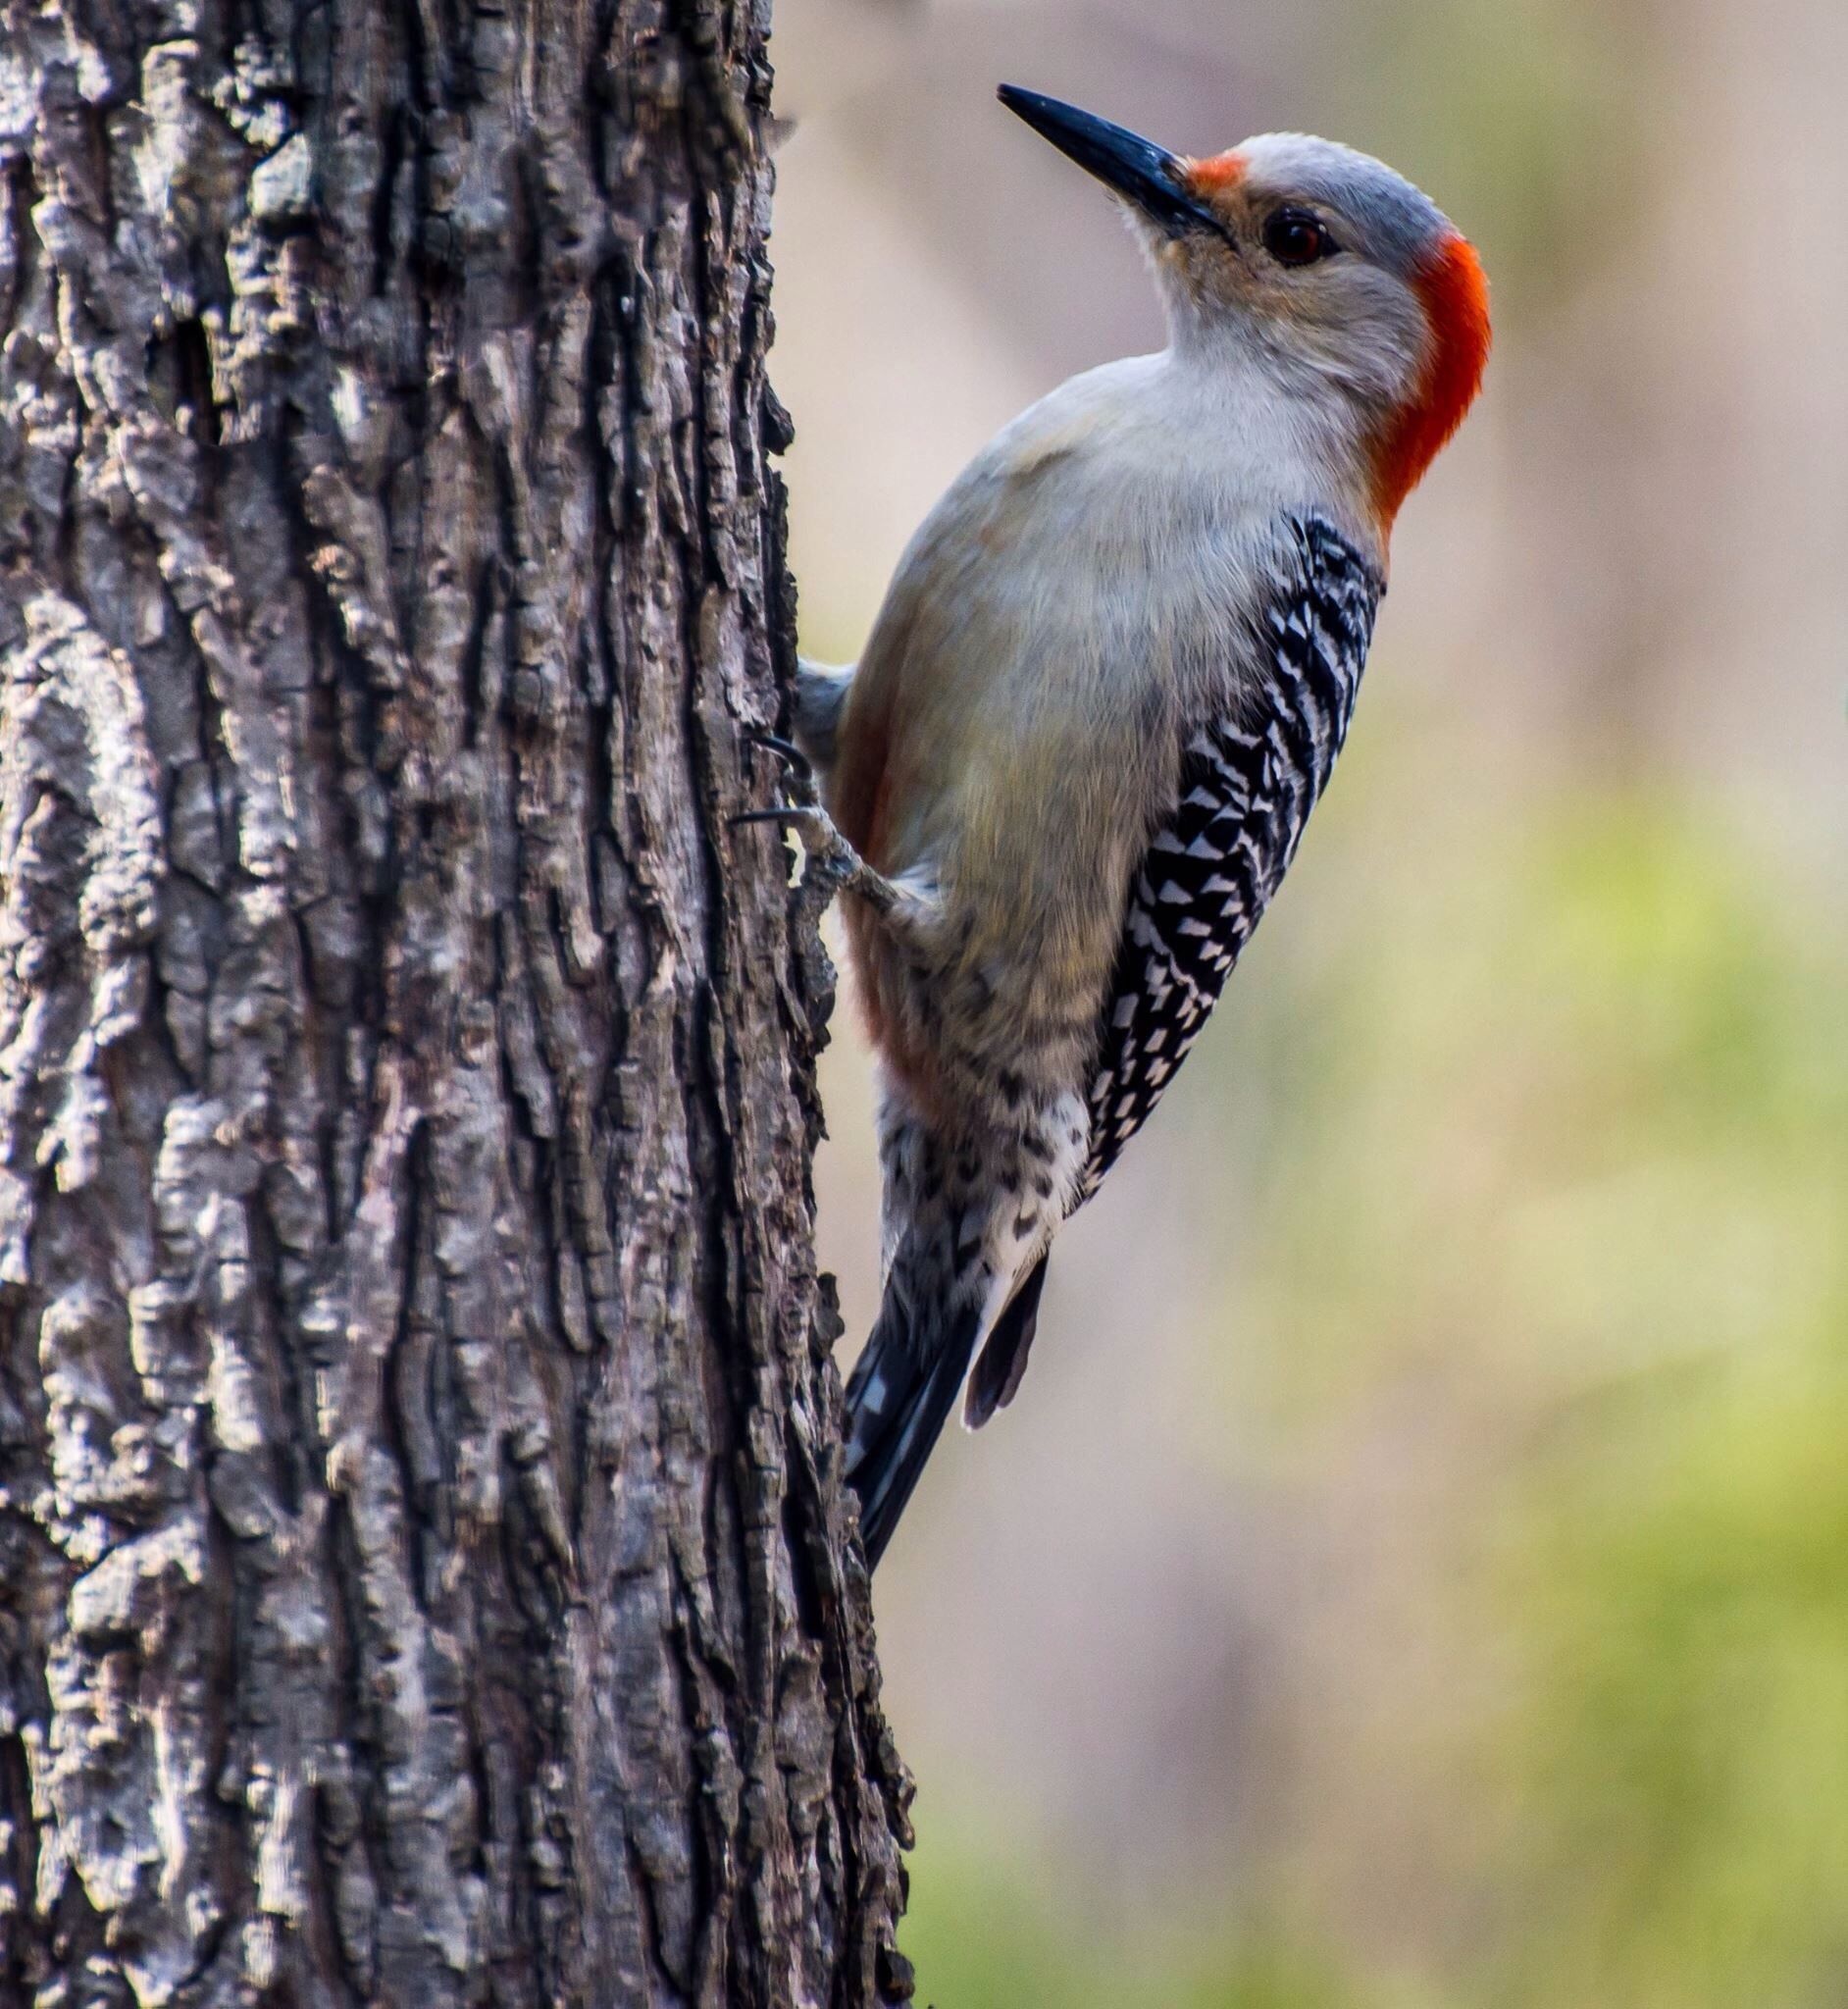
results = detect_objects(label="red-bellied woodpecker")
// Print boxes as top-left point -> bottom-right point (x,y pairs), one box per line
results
748,85 -> 1490,1568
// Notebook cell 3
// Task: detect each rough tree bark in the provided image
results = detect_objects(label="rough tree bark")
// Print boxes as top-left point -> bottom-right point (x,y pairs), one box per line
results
0,0 -> 912,2000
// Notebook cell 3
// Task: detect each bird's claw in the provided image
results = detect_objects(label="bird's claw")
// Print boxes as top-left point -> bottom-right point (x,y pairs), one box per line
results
737,727 -> 841,875
744,727 -> 816,803
732,804 -> 812,827
736,731 -> 899,910
733,798 -> 868,899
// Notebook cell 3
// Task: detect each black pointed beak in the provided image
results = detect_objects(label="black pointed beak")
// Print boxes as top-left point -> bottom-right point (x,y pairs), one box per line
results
997,85 -> 1220,236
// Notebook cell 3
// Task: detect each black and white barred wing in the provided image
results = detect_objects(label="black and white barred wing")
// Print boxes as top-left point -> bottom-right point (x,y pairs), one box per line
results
1078,515 -> 1382,1202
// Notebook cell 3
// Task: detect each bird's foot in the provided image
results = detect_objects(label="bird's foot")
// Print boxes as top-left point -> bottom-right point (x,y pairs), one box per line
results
735,799 -> 868,899
737,731 -> 899,911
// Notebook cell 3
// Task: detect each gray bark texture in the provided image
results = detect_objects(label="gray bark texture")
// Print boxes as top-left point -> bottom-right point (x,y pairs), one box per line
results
0,0 -> 914,2000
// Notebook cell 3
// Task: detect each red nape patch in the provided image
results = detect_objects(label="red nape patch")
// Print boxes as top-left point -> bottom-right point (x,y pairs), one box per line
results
1183,149 -> 1245,195
1371,232 -> 1490,532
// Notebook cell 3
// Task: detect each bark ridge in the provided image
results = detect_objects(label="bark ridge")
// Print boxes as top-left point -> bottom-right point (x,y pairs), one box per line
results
0,0 -> 909,1998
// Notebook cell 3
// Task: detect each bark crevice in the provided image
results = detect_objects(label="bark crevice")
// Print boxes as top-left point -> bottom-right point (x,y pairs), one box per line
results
0,0 -> 911,1997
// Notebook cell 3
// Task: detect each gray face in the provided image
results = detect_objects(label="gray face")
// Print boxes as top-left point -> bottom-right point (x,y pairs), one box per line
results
1114,131 -> 1456,421
995,92 -> 1464,413
1226,132 -> 1458,283
998,88 -> 1490,523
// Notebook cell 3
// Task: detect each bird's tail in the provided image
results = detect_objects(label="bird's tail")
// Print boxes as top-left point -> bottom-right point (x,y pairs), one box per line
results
845,1095 -> 1070,1567
843,1265 -> 986,1571
843,1246 -> 1058,1567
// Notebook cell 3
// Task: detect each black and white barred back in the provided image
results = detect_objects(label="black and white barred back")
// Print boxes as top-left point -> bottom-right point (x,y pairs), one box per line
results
1079,513 -> 1381,1201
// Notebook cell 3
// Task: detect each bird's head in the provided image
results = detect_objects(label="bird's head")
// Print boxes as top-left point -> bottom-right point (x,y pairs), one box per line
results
999,85 -> 1490,531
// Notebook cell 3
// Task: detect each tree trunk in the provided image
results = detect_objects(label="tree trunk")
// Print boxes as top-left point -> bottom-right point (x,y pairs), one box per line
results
0,0 -> 911,2000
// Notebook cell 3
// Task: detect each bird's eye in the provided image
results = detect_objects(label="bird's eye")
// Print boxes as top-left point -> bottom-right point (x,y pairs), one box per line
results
1262,208 -> 1337,267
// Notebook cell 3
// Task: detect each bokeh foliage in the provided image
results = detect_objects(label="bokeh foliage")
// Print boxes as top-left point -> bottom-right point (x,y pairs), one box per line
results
900,762 -> 1848,2006
778,0 -> 1845,1989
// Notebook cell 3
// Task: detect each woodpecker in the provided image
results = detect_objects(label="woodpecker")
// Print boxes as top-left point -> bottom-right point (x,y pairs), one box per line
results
752,85 -> 1490,1568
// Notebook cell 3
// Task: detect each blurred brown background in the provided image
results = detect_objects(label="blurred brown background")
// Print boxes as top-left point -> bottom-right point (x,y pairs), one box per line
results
769,2 -> 1848,2000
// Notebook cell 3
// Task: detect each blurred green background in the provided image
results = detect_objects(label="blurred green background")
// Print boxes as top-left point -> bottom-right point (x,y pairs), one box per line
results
767,0 -> 1848,2000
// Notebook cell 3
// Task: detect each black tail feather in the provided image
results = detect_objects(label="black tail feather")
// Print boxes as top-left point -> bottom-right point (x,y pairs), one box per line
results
964,1253 -> 1049,1428
843,1287 -> 984,1571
